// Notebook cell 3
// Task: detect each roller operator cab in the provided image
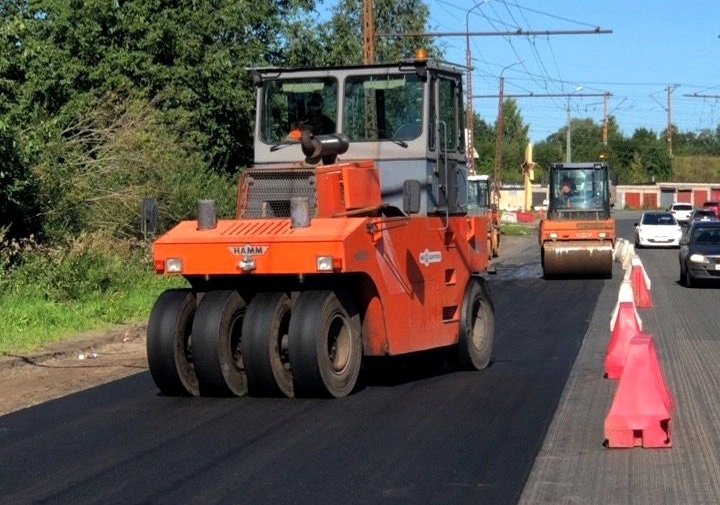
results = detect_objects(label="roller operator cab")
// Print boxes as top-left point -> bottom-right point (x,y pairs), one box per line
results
539,162 -> 615,279
467,174 -> 500,259
147,57 -> 495,399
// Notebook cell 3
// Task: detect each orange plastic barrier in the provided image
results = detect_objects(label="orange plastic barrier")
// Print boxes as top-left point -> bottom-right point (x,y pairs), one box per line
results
604,334 -> 674,448
630,259 -> 653,308
604,301 -> 642,379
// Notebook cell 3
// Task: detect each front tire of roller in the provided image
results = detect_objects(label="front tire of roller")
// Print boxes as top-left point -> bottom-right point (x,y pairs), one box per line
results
455,277 -> 494,370
146,289 -> 199,396
288,290 -> 362,398
192,290 -> 248,397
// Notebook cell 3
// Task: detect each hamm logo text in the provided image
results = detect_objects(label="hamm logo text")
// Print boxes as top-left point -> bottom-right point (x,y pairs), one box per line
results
229,245 -> 269,256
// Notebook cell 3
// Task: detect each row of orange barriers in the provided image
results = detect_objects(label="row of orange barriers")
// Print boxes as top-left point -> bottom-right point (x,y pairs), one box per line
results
603,241 -> 674,448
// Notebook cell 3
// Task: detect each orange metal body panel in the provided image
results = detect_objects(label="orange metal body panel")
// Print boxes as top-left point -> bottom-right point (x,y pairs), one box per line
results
316,161 -> 381,216
154,214 -> 488,356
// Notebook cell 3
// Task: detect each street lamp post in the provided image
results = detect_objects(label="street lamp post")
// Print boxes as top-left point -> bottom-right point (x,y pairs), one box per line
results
566,86 -> 583,163
493,61 -> 522,206
465,3 -> 483,174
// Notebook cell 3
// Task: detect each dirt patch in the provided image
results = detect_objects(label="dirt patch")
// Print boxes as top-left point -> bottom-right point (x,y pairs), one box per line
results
0,324 -> 149,416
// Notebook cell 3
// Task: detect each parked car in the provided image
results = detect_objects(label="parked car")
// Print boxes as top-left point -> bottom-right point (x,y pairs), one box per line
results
690,209 -> 719,223
669,202 -> 693,224
679,221 -> 720,287
702,201 -> 720,218
634,211 -> 683,248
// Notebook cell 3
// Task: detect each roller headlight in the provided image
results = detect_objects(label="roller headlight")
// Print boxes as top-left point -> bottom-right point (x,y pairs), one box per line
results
316,255 -> 334,272
166,258 -> 183,273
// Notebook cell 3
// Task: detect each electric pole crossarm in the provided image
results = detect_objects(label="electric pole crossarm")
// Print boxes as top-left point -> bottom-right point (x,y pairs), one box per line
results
378,29 -> 612,38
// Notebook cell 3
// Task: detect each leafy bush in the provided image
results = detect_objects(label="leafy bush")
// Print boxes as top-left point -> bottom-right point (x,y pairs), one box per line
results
4,232 -> 140,301
31,91 -> 237,242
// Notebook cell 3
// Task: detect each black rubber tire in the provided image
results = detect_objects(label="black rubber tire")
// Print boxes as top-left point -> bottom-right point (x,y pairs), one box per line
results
242,292 -> 294,398
146,289 -> 199,396
682,267 -> 694,288
288,290 -> 362,398
455,277 -> 495,370
192,290 -> 248,397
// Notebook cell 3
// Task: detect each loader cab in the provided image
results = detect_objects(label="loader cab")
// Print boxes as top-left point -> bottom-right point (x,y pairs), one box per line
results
250,57 -> 468,216
547,162 -> 612,220
467,174 -> 492,215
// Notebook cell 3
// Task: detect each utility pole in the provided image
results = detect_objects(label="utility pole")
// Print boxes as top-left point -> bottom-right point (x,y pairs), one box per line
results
465,6 -> 481,175
666,85 -> 675,157
603,92 -> 610,146
363,0 -> 377,136
363,0 -> 375,64
493,76 -> 505,205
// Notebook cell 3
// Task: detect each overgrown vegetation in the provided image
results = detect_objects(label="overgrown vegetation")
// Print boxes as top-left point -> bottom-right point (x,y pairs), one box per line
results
0,229 -> 185,353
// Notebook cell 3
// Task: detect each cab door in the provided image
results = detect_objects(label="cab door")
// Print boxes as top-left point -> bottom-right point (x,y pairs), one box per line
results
429,72 -> 467,214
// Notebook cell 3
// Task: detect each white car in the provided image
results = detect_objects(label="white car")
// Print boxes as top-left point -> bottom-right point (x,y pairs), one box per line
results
634,211 -> 683,248
669,203 -> 693,224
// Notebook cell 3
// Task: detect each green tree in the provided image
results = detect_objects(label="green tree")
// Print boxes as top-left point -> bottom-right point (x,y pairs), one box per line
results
473,114 -> 495,175
13,0 -> 320,176
471,100 -> 529,184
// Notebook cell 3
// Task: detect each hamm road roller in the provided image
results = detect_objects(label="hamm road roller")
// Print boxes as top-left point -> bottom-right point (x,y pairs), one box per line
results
539,161 -> 616,279
147,55 -> 495,398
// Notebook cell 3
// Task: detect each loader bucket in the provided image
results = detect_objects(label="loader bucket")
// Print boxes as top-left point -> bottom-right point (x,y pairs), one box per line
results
542,240 -> 613,279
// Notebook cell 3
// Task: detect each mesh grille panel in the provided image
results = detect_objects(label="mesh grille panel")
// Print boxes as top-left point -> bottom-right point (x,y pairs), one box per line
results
239,169 -> 316,218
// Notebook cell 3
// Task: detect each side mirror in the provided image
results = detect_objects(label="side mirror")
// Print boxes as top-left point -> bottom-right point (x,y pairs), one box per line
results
402,180 -> 421,214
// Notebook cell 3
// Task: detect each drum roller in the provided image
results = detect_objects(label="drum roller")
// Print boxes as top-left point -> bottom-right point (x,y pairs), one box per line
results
542,240 -> 613,278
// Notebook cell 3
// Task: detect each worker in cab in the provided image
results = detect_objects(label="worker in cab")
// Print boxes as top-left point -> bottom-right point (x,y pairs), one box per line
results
558,177 -> 575,207
303,92 -> 335,135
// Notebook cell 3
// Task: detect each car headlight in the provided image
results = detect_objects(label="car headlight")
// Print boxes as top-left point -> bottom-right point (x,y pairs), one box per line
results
689,253 -> 708,264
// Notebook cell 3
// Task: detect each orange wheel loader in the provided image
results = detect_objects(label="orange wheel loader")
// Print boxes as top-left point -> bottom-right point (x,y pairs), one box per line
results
538,161 -> 616,279
146,55 -> 495,399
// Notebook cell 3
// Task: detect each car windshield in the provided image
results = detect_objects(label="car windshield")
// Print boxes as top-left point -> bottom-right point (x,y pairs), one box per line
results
642,213 -> 676,225
692,228 -> 720,243
673,204 -> 692,211
259,77 -> 338,143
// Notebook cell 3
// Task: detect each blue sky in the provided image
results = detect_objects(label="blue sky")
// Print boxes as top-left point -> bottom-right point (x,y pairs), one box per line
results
321,1 -> 720,143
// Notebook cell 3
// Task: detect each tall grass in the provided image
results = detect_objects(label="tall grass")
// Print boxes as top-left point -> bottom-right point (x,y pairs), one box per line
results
0,233 -> 185,354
